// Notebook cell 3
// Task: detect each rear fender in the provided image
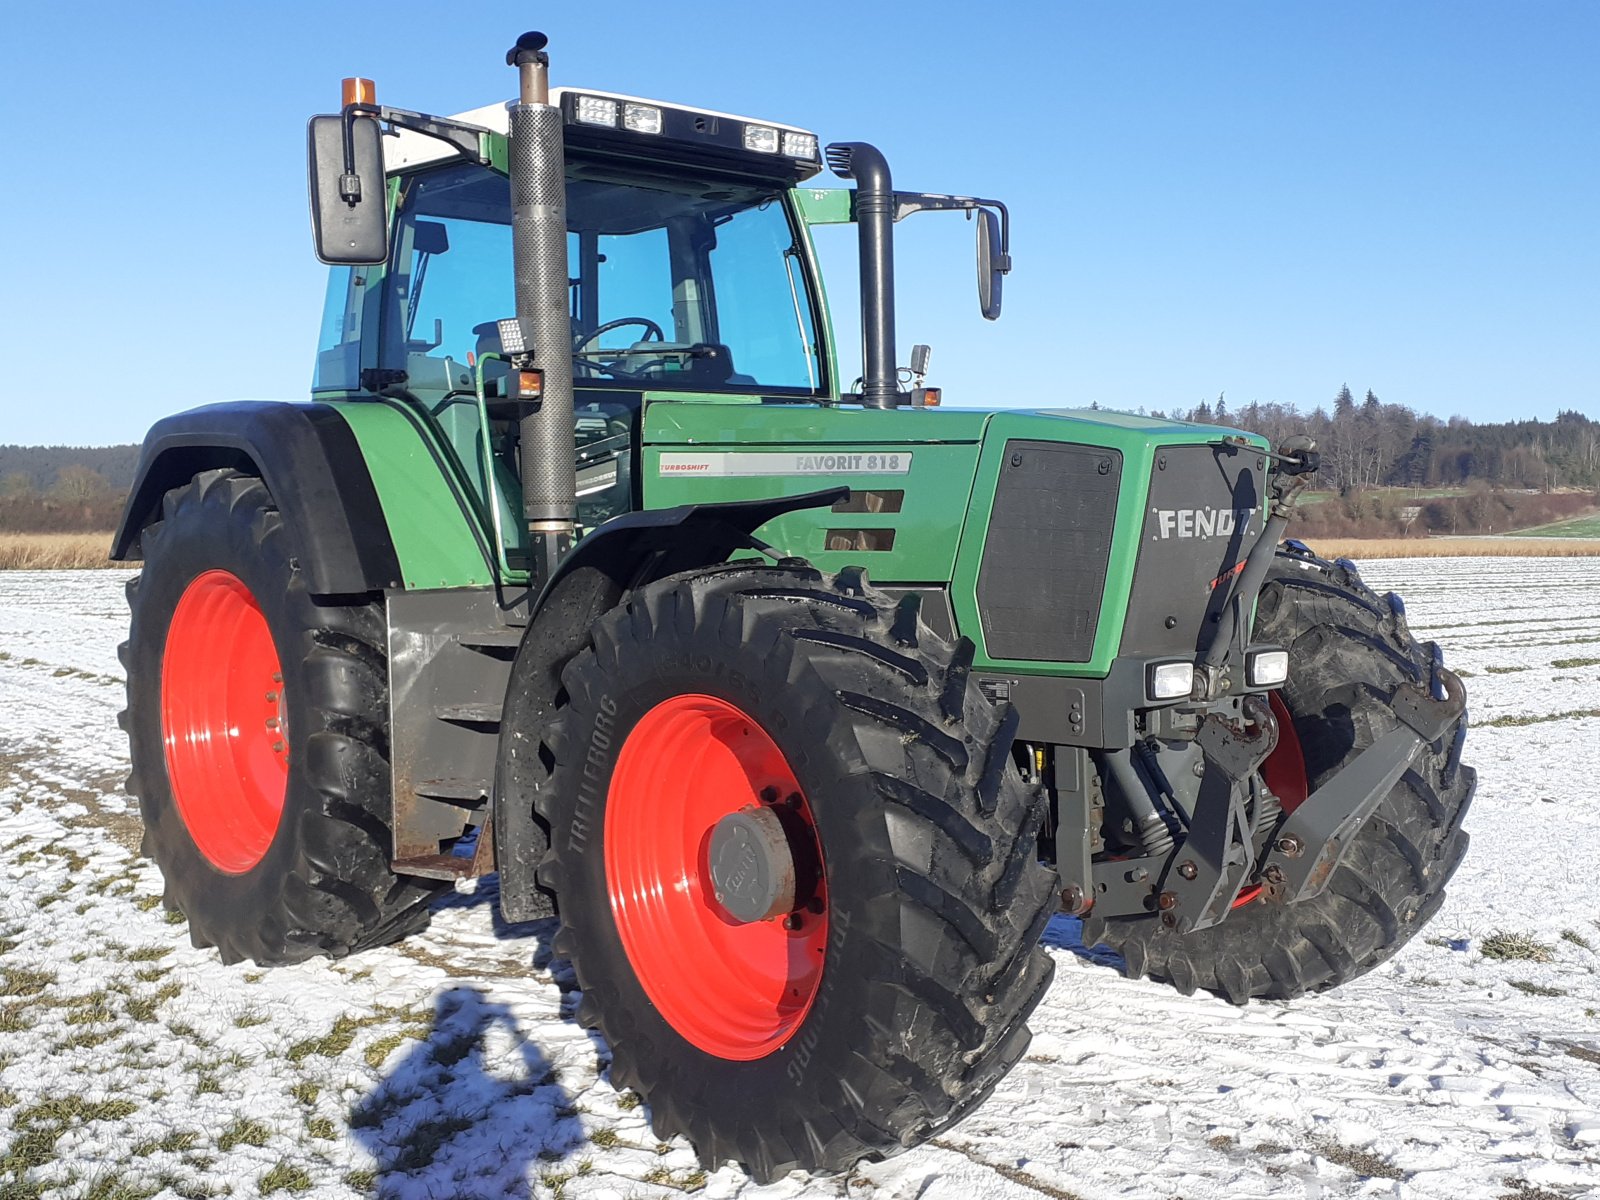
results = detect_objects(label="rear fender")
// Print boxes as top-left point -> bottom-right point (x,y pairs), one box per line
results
112,402 -> 401,596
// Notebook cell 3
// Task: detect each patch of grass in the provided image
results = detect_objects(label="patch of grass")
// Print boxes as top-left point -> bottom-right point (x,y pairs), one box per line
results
1509,980 -> 1566,997
193,1071 -> 222,1095
363,1033 -> 405,1069
344,1170 -> 377,1191
1552,656 -> 1600,670
233,1010 -> 269,1029
289,1006 -> 428,1065
166,1020 -> 211,1046
217,1117 -> 272,1151
1480,708 -> 1600,728
258,1163 -> 314,1195
588,1128 -> 621,1149
14,1096 -> 139,1127
125,982 -> 181,1023
387,1115 -> 473,1173
617,1091 -> 642,1111
134,896 -> 161,911
123,946 -> 170,962
163,909 -> 186,926
1480,932 -> 1555,962
132,1130 -> 199,1156
288,1014 -> 362,1063
64,989 -> 119,1025
80,1173 -> 160,1200
307,1116 -> 336,1140
1483,664 -> 1529,674
1562,928 -> 1594,952
55,1026 -> 121,1051
133,966 -> 169,983
1,966 -> 55,998
242,971 -> 264,983
1565,1044 -> 1600,1066
0,1002 -> 36,1033
289,1081 -> 320,1107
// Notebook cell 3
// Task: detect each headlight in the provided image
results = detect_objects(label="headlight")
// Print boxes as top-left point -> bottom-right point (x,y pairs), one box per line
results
574,95 -> 619,127
622,103 -> 662,134
1246,648 -> 1290,688
1147,661 -> 1195,702
743,123 -> 780,154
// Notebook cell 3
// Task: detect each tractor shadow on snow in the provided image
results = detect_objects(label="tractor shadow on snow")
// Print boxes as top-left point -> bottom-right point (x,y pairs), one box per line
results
347,981 -> 589,1199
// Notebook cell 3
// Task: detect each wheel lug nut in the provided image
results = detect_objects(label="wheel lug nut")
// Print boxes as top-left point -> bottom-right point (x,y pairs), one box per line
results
1157,891 -> 1178,911
782,913 -> 802,931
265,690 -> 278,702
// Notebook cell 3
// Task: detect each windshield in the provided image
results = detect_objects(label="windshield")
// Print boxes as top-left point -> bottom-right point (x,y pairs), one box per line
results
379,161 -> 824,396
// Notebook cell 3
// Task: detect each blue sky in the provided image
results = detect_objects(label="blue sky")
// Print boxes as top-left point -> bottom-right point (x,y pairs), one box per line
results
1,1 -> 1594,446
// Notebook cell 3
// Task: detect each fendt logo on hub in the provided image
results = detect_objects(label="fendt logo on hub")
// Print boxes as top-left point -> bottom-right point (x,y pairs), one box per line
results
1152,507 -> 1257,539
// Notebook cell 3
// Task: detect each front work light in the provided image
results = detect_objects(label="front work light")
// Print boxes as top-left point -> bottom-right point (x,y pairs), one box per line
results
575,95 -> 619,126
1147,661 -> 1195,702
743,123 -> 780,153
1247,649 -> 1290,688
783,131 -> 819,159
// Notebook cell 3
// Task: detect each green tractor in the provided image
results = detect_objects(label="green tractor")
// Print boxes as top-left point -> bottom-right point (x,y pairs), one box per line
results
114,32 -> 1474,1180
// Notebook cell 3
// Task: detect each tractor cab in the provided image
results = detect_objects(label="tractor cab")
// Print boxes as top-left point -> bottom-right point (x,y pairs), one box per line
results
311,89 -> 837,543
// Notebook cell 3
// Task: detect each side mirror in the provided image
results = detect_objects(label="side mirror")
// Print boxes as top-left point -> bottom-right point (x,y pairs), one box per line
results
976,207 -> 1004,321
308,114 -> 389,265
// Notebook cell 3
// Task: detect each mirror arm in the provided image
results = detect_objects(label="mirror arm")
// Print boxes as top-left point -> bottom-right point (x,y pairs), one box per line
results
337,103 -> 493,205
373,105 -> 494,165
891,192 -> 1012,273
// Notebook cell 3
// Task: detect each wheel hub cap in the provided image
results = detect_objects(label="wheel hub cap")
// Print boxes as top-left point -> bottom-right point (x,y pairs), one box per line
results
707,805 -> 797,924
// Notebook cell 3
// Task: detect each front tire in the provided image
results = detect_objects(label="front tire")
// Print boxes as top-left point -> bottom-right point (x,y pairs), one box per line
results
536,563 -> 1057,1180
1087,547 -> 1475,1003
122,468 -> 446,965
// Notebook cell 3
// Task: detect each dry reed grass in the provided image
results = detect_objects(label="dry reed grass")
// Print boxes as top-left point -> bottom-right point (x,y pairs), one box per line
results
0,532 -> 119,570
1304,537 -> 1600,560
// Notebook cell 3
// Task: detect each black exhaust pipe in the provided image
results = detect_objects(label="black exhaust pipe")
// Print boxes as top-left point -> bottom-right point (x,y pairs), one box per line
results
507,32 -> 577,577
827,142 -> 899,409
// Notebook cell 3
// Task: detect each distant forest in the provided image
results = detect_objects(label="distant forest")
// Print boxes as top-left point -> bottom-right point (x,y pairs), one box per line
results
1,391 -> 1596,537
1165,387 -> 1600,492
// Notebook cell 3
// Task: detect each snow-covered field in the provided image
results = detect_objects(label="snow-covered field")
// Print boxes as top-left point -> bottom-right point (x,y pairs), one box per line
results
1,559 -> 1598,1200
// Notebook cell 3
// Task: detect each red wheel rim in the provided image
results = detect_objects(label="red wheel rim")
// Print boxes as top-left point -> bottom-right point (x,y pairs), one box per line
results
1261,691 -> 1309,814
605,695 -> 827,1060
161,570 -> 288,873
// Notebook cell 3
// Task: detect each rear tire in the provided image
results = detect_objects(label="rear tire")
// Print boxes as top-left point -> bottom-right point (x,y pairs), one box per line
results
122,468 -> 446,965
535,562 -> 1057,1180
1085,547 -> 1475,1003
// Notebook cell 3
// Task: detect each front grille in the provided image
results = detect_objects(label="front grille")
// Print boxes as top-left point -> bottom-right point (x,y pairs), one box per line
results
1121,443 -> 1264,658
976,441 -> 1121,663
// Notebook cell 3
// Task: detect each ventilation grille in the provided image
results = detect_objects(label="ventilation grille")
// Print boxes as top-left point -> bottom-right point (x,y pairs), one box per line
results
976,441 -> 1121,663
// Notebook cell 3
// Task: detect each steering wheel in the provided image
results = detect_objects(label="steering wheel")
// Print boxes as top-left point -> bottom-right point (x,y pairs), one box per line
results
573,317 -> 665,357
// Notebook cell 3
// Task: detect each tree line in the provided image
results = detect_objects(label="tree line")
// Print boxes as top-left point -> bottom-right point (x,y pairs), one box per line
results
1167,388 -> 1600,493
